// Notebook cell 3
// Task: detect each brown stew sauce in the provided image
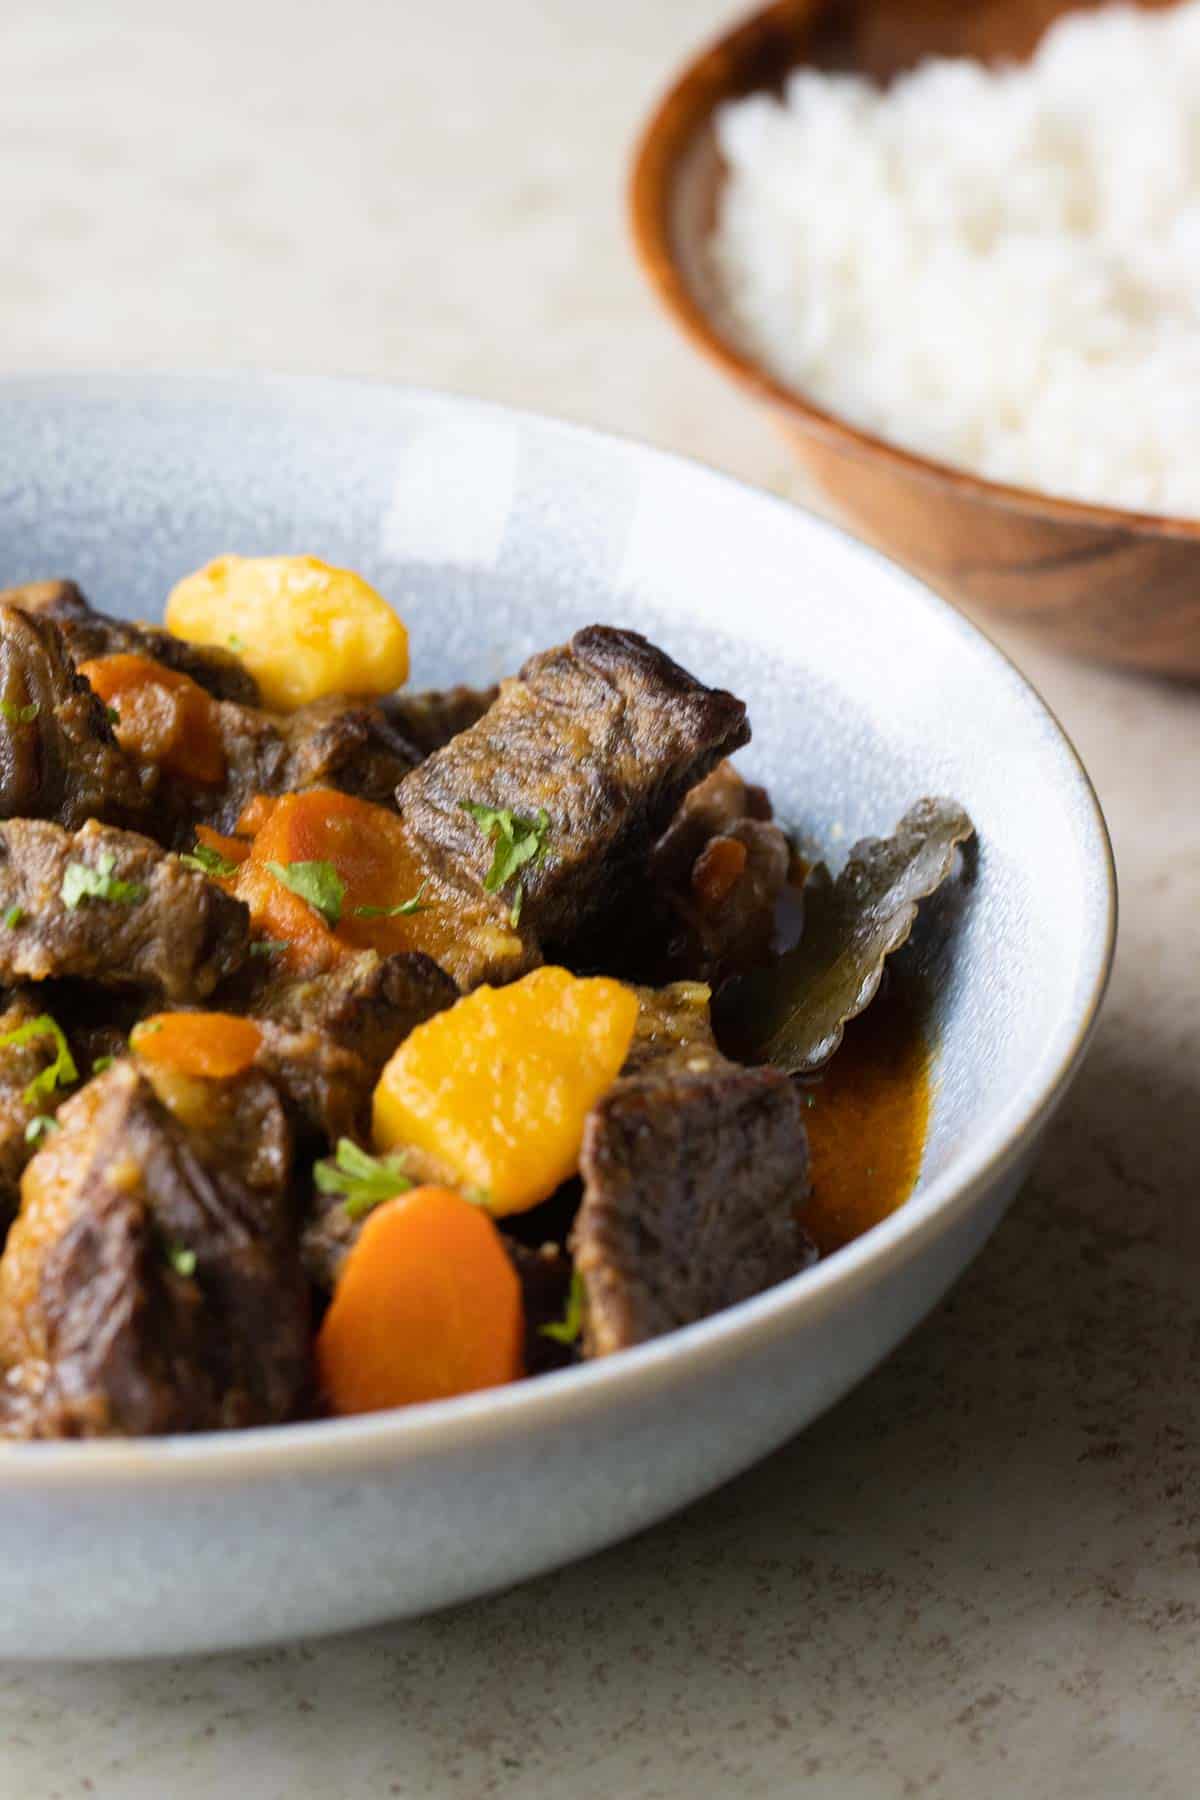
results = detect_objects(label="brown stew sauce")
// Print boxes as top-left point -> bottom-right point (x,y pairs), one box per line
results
799,976 -> 931,1256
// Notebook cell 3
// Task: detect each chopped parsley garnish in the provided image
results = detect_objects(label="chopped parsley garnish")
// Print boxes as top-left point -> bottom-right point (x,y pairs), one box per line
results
250,939 -> 289,958
539,1269 -> 585,1346
228,634 -> 246,653
60,852 -> 147,910
166,1244 -> 197,1278
354,879 -> 430,920
265,859 -> 345,928
0,699 -> 40,726
24,1114 -> 59,1144
460,802 -> 550,926
91,1054 -> 116,1074
105,706 -> 120,727
0,1013 -> 79,1106
132,1019 -> 162,1040
314,1137 -> 412,1222
3,905 -> 23,930
179,841 -> 240,879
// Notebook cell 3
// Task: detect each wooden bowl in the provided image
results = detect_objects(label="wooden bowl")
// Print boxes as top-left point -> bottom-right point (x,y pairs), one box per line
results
630,0 -> 1200,677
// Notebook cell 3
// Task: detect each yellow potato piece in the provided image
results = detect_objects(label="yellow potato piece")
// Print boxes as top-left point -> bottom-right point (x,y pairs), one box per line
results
373,966 -> 640,1216
165,554 -> 409,712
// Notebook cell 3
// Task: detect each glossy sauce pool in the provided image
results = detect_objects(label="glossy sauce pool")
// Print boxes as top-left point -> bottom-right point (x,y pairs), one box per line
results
800,977 -> 932,1256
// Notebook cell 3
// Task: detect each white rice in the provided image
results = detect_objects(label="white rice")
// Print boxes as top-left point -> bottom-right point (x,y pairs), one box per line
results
710,1 -> 1200,516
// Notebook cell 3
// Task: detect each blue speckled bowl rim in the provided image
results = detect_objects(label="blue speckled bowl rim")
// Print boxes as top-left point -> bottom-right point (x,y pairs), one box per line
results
0,372 -> 1117,1487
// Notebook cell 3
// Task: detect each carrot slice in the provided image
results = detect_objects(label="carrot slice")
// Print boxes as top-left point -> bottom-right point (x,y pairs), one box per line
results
132,1012 -> 264,1080
316,1186 -> 524,1414
232,787 -> 454,974
79,653 -> 226,786
235,794 -> 279,838
194,824 -> 251,869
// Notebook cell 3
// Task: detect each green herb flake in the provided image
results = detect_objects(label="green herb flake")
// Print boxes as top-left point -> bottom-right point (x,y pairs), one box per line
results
132,1019 -> 163,1040
24,1114 -> 59,1145
539,1269 -> 585,1346
228,634 -> 246,654
91,1054 -> 116,1074
0,699 -> 40,726
314,1137 -> 412,1222
354,879 -> 430,920
460,802 -> 550,927
166,1244 -> 197,1278
0,1013 -> 79,1106
60,852 -> 147,910
249,939 -> 290,958
179,841 -> 240,879
264,859 -> 345,928
106,706 -> 121,727
3,905 -> 24,930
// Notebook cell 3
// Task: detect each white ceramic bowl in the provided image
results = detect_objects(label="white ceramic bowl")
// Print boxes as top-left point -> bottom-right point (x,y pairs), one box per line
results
0,374 -> 1115,1658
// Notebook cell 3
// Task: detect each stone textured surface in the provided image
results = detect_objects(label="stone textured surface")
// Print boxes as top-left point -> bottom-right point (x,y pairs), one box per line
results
0,0 -> 1195,1794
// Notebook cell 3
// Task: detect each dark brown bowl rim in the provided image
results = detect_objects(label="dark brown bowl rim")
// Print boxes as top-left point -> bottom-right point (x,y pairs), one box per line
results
628,0 -> 1200,544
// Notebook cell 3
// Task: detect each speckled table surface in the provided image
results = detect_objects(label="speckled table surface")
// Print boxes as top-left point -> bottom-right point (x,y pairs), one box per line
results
0,1 -> 1196,1794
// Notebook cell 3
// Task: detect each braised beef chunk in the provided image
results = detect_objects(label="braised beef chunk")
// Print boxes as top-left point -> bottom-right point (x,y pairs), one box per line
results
0,819 -> 249,1001
0,604 -> 153,831
397,627 -> 749,949
251,1021 -> 372,1147
251,950 -> 458,1075
189,695 -> 420,834
572,1065 -> 812,1356
0,1063 -> 308,1437
610,762 -> 791,985
623,982 -> 722,1079
271,697 -> 421,807
380,683 -> 499,758
1,579 -> 261,705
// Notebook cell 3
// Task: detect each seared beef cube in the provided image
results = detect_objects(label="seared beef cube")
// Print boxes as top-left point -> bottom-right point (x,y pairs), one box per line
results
623,982 -> 723,1079
571,1065 -> 813,1356
252,1020 -> 372,1147
1,579 -> 261,705
397,627 -> 749,950
190,695 -> 420,835
271,697 -> 421,808
380,683 -> 499,758
636,762 -> 790,984
652,761 -> 773,878
0,604 -> 153,831
251,950 -> 458,1076
0,1062 -> 308,1437
0,819 -> 249,1001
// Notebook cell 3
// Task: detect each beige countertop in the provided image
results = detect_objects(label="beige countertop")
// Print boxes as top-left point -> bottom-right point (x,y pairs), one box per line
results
1,1 -> 1197,1794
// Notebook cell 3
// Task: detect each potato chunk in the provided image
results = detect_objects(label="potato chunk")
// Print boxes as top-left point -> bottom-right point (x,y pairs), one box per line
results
372,966 -> 639,1215
165,555 -> 409,712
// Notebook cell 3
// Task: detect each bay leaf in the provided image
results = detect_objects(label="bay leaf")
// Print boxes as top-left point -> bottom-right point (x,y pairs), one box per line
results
714,798 -> 974,1074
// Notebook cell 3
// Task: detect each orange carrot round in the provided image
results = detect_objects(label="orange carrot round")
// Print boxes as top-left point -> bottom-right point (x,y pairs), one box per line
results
233,787 -> 449,972
79,653 -> 226,786
316,1186 -> 524,1415
194,823 -> 251,869
235,794 -> 279,838
691,834 -> 748,907
132,1012 -> 264,1080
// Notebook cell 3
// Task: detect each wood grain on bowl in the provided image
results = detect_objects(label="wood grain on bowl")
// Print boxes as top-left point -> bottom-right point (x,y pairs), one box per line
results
630,0 -> 1200,678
